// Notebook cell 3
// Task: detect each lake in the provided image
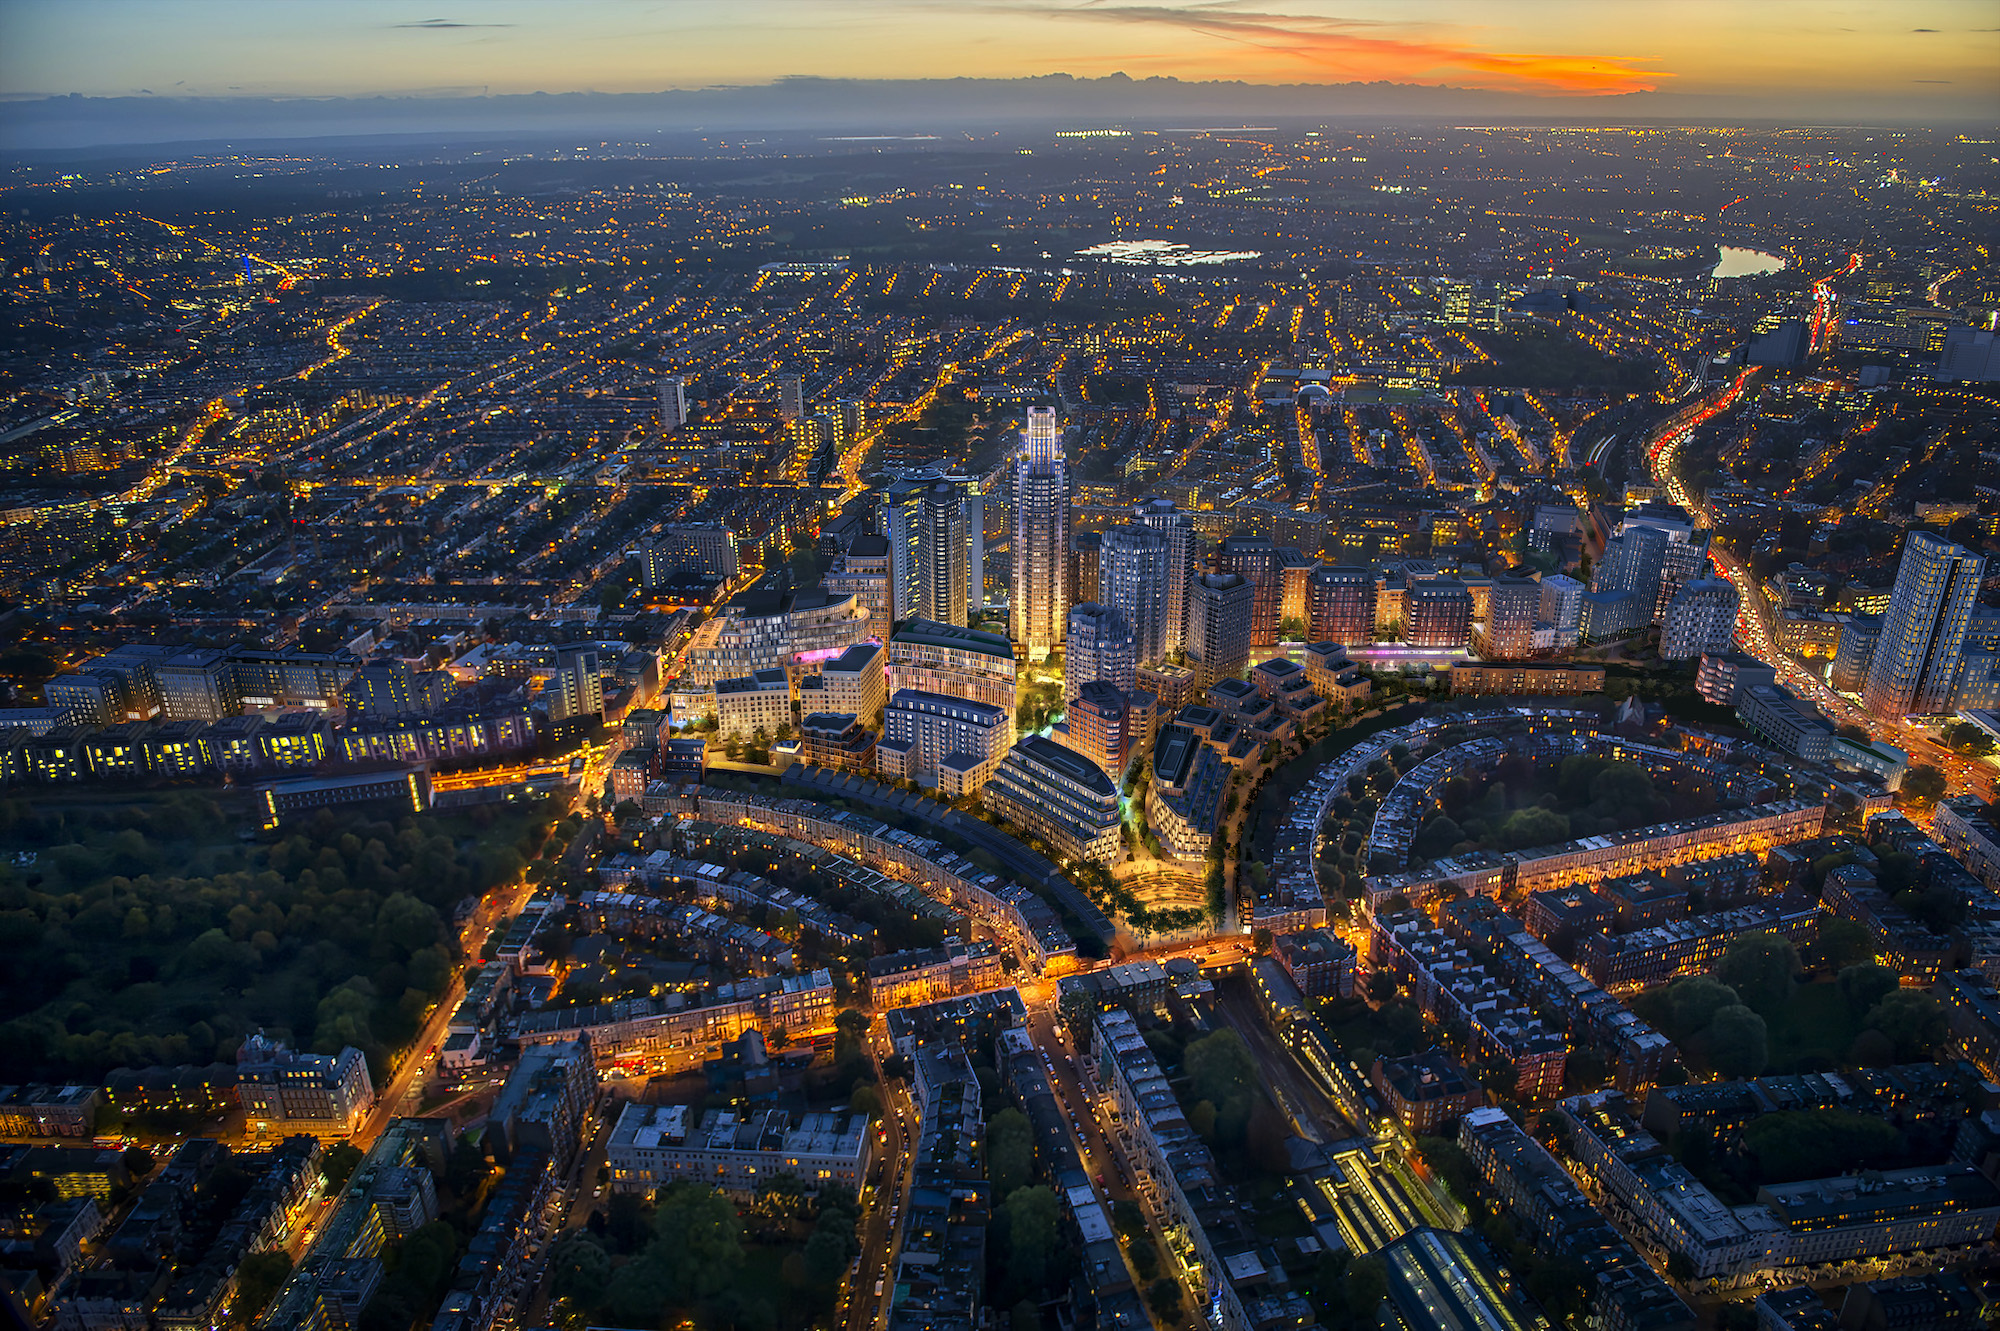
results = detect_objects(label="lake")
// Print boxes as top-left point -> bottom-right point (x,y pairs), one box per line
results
1712,246 -> 1787,278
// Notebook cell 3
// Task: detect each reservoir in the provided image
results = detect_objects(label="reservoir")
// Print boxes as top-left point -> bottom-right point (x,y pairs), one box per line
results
1712,246 -> 1787,278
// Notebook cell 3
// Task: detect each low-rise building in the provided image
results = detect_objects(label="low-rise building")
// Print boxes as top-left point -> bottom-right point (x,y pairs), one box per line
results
234,1034 -> 374,1136
1270,928 -> 1356,999
1445,660 -> 1605,697
1370,1052 -> 1482,1134
606,1104 -> 873,1198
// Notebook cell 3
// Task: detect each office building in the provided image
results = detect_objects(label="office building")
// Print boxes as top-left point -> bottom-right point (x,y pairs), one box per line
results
1011,406 -> 1070,662
1307,565 -> 1374,645
659,373 -> 687,432
1863,531 -> 1985,717
917,480 -> 969,626
1936,326 -> 2000,382
887,620 -> 1017,715
1130,497 -> 1196,654
1406,580 -> 1473,649
1098,524 -> 1175,667
1661,578 -> 1740,660
1065,602 -> 1136,703
983,736 -> 1123,866
1187,572 -> 1253,691
879,689 -> 1011,796
155,648 -> 239,723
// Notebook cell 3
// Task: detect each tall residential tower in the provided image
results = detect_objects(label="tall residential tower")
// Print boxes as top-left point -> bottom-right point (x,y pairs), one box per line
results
1863,531 -> 1985,717
1010,407 -> 1070,662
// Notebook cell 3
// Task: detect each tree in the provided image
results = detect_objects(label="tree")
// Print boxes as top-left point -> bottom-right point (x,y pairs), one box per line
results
1838,963 -> 1899,1019
1002,1186 -> 1061,1294
649,1183 -> 746,1303
986,1108 -> 1035,1200
550,1232 -> 612,1306
1743,1109 -> 1902,1184
850,1082 -> 883,1119
1817,917 -> 1873,971
1664,976 -> 1741,1040
1864,989 -> 1948,1060
232,1250 -> 292,1326
320,1143 -> 364,1196
802,1225 -> 850,1287
1185,1028 -> 1257,1107
1707,1004 -> 1769,1078
1343,1255 -> 1389,1323
1897,764 -> 1947,810
1714,933 -> 1798,1015
1146,1279 -> 1183,1319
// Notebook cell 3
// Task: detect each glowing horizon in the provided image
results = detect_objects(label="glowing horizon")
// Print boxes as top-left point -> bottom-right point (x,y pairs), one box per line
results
0,0 -> 1994,114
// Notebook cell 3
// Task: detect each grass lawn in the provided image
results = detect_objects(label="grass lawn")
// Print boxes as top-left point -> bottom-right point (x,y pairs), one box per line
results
1762,982 -> 1863,1073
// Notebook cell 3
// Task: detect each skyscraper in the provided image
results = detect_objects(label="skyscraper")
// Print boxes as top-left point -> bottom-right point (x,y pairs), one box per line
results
879,468 -> 981,622
1308,566 -> 1375,645
1187,572 -> 1253,691
1595,525 -> 1669,601
1131,497 -> 1195,653
1863,531 -> 1985,717
916,481 -> 968,627
1065,602 -> 1137,704
1660,579 -> 1740,660
1098,525 -> 1174,666
659,373 -> 686,433
1010,406 -> 1070,663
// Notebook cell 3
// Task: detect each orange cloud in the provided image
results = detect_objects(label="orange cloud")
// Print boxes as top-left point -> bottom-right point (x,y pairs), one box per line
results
1038,4 -> 1670,95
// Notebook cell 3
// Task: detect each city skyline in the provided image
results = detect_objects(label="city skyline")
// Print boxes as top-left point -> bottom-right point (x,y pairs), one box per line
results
2,0 -> 1998,150
3,11 -> 2000,1331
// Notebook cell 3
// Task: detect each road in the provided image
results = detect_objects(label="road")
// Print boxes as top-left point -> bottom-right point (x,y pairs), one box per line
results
843,1026 -> 916,1331
1646,373 -> 1995,806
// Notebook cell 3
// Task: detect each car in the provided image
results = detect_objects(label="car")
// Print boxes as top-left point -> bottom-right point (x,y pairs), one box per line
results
874,1279 -> 885,1296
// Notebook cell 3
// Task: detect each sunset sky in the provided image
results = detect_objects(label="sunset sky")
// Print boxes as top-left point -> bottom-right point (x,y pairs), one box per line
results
0,0 -> 1992,140
3,0 -> 1996,109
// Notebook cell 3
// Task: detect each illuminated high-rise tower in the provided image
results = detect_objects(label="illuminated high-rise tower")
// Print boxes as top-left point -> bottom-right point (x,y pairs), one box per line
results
1863,531 -> 1984,717
1010,407 -> 1069,663
1131,497 -> 1195,654
916,481 -> 969,627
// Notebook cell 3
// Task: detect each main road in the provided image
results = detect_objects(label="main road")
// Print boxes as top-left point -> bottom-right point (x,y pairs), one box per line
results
1646,370 -> 1994,804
